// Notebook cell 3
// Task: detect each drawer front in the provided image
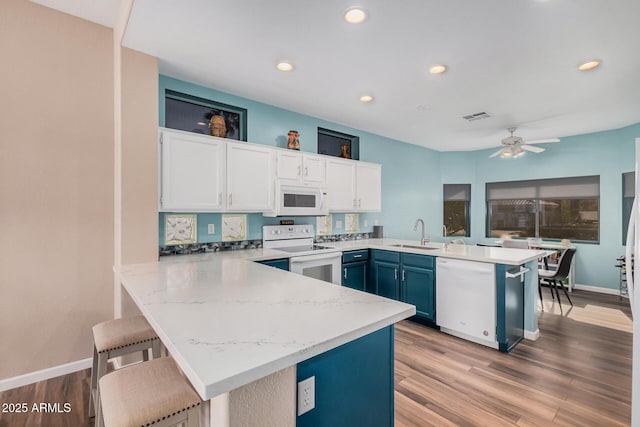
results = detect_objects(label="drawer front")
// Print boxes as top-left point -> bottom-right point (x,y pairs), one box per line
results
371,249 -> 400,264
342,250 -> 369,264
402,253 -> 434,270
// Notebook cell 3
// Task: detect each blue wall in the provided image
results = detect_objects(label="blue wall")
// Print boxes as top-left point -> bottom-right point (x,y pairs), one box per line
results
159,75 -> 442,243
159,74 -> 639,291
442,123 -> 639,290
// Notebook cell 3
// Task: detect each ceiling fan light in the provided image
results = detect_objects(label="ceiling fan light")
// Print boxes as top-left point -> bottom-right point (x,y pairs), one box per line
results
501,149 -> 513,158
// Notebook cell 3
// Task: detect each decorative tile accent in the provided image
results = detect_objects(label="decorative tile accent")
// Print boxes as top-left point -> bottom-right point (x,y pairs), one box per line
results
317,215 -> 333,235
345,213 -> 359,234
165,214 -> 197,245
222,214 -> 247,241
315,233 -> 371,243
159,240 -> 263,257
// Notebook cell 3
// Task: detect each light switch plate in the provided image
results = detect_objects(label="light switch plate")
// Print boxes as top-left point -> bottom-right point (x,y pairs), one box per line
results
336,220 -> 343,229
208,224 -> 215,234
297,376 -> 315,416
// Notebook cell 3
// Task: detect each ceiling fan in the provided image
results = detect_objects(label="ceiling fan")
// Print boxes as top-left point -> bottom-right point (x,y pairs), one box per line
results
489,127 -> 560,158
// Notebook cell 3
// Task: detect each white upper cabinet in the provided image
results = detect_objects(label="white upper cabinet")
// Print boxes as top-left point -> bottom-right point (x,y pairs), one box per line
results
326,158 -> 357,211
355,162 -> 382,211
226,142 -> 275,211
159,128 -> 226,212
276,151 -> 326,184
326,158 -> 381,212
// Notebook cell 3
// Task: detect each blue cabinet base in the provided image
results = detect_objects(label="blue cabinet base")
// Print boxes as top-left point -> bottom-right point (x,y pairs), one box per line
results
296,326 -> 394,427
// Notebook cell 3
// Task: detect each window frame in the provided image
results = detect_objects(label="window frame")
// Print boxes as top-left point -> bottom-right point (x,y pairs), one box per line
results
485,176 -> 600,244
443,184 -> 471,237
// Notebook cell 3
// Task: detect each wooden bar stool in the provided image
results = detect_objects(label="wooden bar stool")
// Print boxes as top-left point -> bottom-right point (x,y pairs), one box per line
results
97,357 -> 201,427
89,315 -> 161,419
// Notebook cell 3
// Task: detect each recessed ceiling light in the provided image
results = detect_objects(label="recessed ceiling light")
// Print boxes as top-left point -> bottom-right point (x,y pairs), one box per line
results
429,64 -> 447,74
359,95 -> 374,103
276,61 -> 294,72
344,7 -> 367,24
578,60 -> 600,71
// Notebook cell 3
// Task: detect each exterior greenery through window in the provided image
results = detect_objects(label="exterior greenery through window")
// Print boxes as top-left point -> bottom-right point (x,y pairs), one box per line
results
443,184 -> 470,237
486,176 -> 600,242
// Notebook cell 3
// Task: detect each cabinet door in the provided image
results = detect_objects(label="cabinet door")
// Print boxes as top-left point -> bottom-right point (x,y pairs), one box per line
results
356,162 -> 381,211
276,151 -> 302,181
342,261 -> 367,291
159,129 -> 225,211
402,265 -> 435,322
373,261 -> 399,300
227,143 -> 275,211
326,159 -> 356,211
257,258 -> 290,271
302,154 -> 326,184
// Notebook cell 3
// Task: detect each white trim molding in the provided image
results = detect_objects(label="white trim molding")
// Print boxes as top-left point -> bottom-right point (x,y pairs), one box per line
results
573,283 -> 622,296
524,328 -> 540,341
0,358 -> 92,392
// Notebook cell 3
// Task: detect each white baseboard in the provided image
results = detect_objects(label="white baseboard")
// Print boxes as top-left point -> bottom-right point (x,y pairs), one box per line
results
0,357 -> 92,392
524,328 -> 540,341
573,283 -> 622,296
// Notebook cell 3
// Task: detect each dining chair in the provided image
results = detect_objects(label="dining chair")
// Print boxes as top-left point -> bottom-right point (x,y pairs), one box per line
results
538,248 -> 576,312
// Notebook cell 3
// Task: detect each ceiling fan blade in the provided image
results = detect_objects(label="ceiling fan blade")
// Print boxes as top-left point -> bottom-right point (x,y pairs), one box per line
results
525,138 -> 560,144
489,147 -> 505,158
521,145 -> 545,153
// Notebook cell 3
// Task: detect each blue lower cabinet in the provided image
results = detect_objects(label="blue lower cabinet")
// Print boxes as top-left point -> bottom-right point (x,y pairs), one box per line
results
402,265 -> 435,322
256,258 -> 289,271
369,250 -> 436,325
342,250 -> 368,291
496,264 -> 525,352
296,326 -> 394,427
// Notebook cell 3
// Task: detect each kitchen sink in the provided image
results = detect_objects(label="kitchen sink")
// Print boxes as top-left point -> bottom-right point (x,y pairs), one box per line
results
388,244 -> 440,250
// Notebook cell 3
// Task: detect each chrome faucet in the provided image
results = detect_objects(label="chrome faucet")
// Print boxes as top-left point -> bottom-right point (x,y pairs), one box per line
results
413,218 -> 428,246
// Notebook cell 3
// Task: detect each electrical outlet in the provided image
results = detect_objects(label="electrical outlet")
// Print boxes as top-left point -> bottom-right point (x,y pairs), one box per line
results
297,376 -> 315,416
363,219 -> 368,227
336,220 -> 343,229
374,219 -> 379,225
208,224 -> 215,234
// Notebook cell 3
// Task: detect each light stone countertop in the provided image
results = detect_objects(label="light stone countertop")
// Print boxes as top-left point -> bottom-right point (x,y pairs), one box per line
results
118,238 -> 544,401
117,253 -> 415,401
317,238 -> 547,265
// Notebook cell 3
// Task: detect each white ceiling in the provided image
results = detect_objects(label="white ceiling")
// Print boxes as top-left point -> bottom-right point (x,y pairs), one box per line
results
32,0 -> 640,152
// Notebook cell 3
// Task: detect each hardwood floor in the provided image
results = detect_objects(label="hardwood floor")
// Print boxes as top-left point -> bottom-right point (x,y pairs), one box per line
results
395,290 -> 632,427
0,290 -> 632,426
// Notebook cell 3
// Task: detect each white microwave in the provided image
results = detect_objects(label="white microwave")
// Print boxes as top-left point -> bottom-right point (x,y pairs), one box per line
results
264,182 -> 329,217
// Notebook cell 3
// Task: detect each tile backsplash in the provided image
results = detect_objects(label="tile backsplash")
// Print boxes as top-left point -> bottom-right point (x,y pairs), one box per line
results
158,212 -> 379,246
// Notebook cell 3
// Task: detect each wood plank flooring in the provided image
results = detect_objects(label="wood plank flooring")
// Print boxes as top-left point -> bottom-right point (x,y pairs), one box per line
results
0,290 -> 632,426
395,290 -> 632,427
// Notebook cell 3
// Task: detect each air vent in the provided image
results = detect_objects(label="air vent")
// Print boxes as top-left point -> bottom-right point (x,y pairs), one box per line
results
462,112 -> 491,121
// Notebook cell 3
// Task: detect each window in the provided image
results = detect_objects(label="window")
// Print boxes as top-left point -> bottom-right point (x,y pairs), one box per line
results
443,184 -> 470,237
623,171 -> 634,244
164,90 -> 248,141
317,128 -> 359,160
486,176 -> 600,242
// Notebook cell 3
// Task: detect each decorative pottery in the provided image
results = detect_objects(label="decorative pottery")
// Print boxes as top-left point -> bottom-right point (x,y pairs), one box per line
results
339,144 -> 351,159
287,130 -> 300,150
210,115 -> 227,138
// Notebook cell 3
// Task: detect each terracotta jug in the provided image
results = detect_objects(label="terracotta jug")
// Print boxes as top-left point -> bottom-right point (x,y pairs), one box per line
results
209,115 -> 227,138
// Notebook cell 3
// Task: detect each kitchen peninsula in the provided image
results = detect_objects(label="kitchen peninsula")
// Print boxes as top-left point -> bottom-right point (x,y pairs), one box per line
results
117,251 -> 415,427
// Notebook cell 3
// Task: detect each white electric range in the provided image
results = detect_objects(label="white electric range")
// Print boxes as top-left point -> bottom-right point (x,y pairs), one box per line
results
263,225 -> 342,285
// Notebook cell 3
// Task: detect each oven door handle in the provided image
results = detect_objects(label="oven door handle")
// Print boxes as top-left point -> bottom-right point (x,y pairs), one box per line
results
289,252 -> 342,264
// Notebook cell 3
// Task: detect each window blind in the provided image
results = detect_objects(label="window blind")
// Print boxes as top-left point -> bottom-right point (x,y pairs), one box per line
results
486,175 -> 599,200
443,184 -> 471,201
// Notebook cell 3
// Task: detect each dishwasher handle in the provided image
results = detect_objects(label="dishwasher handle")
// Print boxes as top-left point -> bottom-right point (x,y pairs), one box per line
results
505,266 -> 530,283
